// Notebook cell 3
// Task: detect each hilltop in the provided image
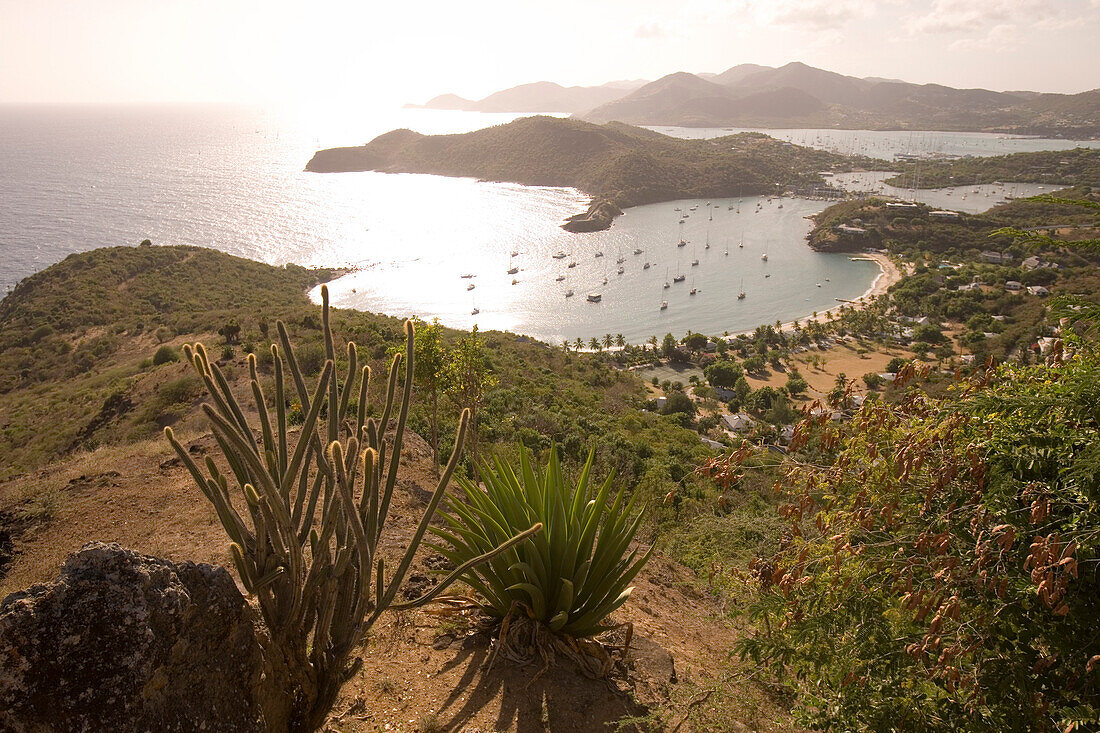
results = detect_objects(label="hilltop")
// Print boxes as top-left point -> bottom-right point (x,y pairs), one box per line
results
583,63 -> 1100,134
412,62 -> 1100,136
0,243 -> 800,731
305,116 -> 876,229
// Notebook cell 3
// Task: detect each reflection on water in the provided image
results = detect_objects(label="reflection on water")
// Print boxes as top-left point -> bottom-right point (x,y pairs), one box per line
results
1,105 -> 1088,344
322,195 -> 880,344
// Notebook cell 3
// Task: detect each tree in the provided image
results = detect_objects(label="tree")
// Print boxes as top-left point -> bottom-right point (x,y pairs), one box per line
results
704,359 -> 744,388
444,326 -> 496,464
886,356 -> 909,373
685,332 -> 709,351
733,376 -> 751,402
662,333 -> 677,359
660,391 -> 696,418
785,373 -> 808,396
603,333 -> 613,350
574,337 -> 583,352
862,371 -> 886,390
914,323 -> 948,344
743,355 -> 766,375
615,333 -> 626,349
589,337 -> 601,352
649,335 -> 659,352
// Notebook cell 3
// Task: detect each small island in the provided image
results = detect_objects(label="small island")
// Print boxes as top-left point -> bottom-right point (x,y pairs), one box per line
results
305,116 -> 880,231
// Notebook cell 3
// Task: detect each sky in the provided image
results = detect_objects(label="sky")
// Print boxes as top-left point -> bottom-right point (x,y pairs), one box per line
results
2,0 -> 1099,105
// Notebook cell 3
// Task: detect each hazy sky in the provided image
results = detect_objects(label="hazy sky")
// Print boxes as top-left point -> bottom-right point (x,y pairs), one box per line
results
2,0 -> 1099,104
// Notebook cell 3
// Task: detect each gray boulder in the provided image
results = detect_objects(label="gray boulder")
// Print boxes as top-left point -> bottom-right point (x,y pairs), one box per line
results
0,542 -> 264,732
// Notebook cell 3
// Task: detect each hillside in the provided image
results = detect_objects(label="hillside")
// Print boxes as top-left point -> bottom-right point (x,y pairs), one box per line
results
0,243 -> 804,731
304,116 -> 876,226
583,63 -> 1100,134
417,62 -> 1099,135
884,146 -> 1100,189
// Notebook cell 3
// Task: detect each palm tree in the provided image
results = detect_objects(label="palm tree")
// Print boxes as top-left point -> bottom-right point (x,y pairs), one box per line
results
603,333 -> 613,350
615,333 -> 626,349
574,337 -> 583,351
589,337 -> 600,352
648,335 -> 659,351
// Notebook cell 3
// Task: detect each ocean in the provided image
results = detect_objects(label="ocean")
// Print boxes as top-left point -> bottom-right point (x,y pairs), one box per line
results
0,104 -> 1085,343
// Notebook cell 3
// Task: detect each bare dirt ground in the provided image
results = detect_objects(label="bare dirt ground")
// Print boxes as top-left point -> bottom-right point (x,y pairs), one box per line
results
0,425 -> 796,732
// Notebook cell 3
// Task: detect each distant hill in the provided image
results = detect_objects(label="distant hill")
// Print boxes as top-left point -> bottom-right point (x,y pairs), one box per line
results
407,80 -> 647,114
410,62 -> 1099,136
583,62 -> 1100,135
305,116 -> 879,228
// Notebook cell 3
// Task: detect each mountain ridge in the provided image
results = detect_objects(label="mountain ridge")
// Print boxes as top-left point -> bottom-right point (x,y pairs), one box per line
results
410,62 -> 1099,136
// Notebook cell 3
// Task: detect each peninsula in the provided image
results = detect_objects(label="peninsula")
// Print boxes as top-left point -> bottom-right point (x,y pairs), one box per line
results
305,116 -> 876,231
884,146 -> 1100,189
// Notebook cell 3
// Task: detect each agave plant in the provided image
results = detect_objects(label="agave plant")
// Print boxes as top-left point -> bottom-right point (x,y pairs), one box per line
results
431,446 -> 653,638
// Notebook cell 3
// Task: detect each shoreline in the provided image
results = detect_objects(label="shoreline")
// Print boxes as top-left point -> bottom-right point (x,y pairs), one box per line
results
723,251 -> 901,340
581,252 -> 903,352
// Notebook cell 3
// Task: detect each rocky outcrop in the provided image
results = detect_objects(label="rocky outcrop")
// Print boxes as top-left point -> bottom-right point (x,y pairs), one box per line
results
561,198 -> 624,233
0,542 -> 264,732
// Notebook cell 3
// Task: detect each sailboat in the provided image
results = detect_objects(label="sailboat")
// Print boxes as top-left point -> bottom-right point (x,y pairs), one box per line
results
705,231 -> 710,250
689,277 -> 697,296
663,267 -> 670,289
691,244 -> 699,267
737,278 -> 746,300
677,220 -> 687,247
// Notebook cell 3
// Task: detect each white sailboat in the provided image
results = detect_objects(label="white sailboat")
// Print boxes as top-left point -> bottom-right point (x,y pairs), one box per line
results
737,277 -> 746,300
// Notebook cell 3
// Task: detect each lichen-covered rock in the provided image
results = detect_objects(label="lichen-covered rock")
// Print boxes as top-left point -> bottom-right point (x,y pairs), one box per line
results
0,542 -> 263,732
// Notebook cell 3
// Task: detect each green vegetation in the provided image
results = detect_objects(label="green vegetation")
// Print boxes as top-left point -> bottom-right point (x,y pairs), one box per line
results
808,189 -> 1100,361
0,244 -> 713,534
432,446 -> 652,638
725,347 -> 1100,732
165,287 -> 537,732
306,116 -> 878,211
886,147 -> 1100,189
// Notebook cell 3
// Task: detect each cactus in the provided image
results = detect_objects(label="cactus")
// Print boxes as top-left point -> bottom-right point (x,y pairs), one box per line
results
165,286 -> 539,732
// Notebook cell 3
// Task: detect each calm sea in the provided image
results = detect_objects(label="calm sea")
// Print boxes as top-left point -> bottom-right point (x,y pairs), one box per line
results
0,104 -> 1083,343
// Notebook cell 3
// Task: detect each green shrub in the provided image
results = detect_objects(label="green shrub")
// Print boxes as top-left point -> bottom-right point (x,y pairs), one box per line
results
432,446 -> 652,638
159,375 -> 201,405
152,345 -> 179,365
296,341 -> 325,376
